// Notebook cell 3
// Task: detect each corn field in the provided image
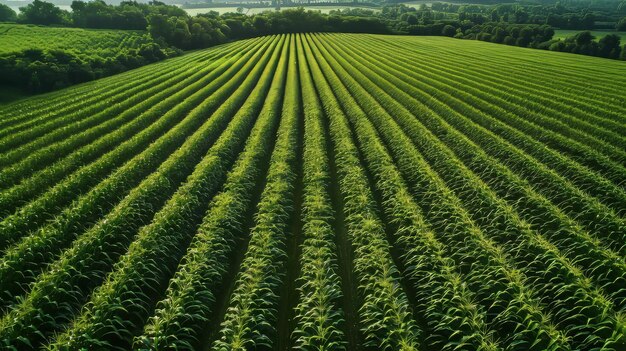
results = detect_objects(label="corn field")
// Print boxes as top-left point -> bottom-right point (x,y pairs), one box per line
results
0,33 -> 625,351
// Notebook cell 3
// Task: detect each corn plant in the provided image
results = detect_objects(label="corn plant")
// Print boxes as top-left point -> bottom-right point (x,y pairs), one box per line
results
0,36 -> 274,314
290,34 -> 346,351
0,31 -> 624,351
303,34 -> 421,351
330,34 -> 626,311
0,36 -> 281,350
212,34 -> 299,351
134,35 -> 289,351
43,36 -> 285,351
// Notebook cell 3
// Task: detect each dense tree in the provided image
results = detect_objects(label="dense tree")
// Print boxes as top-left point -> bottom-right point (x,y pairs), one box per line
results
490,9 -> 499,22
0,43 -> 170,93
617,17 -> 626,31
545,11 -> 595,29
147,13 -> 174,43
148,11 -> 232,50
575,30 -> 594,46
478,32 -> 492,41
69,0 -> 188,30
516,27 -> 532,46
546,31 -> 626,59
492,26 -> 506,43
71,0 -> 145,30
442,24 -> 456,36
0,4 -> 17,22
598,34 -> 621,58
454,23 -> 553,49
18,0 -> 69,25
549,40 -> 566,52
514,8 -> 529,24
406,14 -> 418,25
0,29 -> 173,93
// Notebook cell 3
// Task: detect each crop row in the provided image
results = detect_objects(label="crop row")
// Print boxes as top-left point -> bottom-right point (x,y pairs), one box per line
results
0,35 -> 281,349
134,35 -> 289,351
320,34 -> 626,306
0,33 -> 624,351
309,33 -> 625,350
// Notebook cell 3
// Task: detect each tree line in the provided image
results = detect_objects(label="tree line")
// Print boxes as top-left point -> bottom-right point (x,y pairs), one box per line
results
352,4 -> 626,60
429,1 -> 625,30
2,1 -> 625,56
0,1 -> 392,94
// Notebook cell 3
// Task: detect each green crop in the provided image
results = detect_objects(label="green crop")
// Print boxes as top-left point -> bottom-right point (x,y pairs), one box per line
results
0,33 -> 624,351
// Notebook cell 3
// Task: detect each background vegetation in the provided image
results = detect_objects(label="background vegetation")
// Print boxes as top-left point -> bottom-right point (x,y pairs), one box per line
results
0,23 -> 177,92
1,0 -> 625,95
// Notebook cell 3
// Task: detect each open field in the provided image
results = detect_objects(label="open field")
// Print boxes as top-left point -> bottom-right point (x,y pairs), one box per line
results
0,23 -> 150,56
0,33 -> 625,350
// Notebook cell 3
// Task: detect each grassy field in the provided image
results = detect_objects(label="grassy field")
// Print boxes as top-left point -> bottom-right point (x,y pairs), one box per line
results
0,33 -> 624,350
554,29 -> 626,41
0,23 -> 151,57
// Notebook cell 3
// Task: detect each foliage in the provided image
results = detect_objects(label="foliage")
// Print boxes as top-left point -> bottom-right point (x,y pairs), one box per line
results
18,0 -> 69,25
0,24 -> 177,93
0,3 -> 17,22
617,17 -> 626,30
549,31 -> 623,58
5,0 -> 625,95
0,32 -> 625,351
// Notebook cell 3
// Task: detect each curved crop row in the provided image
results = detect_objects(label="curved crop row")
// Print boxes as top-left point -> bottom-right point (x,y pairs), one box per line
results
366,37 -> 626,162
321,34 -> 626,310
0,40 -> 261,222
0,36 -> 274,315
290,35 -> 346,350
370,35 -> 626,130
311,34 -> 625,349
0,45 -> 226,149
211,35 -> 299,350
303,34 -> 421,351
134,35 -> 289,351
0,41 -> 252,187
339,35 -> 626,205
304,35 -> 503,351
0,36 -> 281,350
315,33 -> 625,343
0,33 -> 623,351
335,54 -> 626,308
46,35 -> 286,351
0,36 -> 271,257
307,33 -> 570,351
327,35 -> 626,255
